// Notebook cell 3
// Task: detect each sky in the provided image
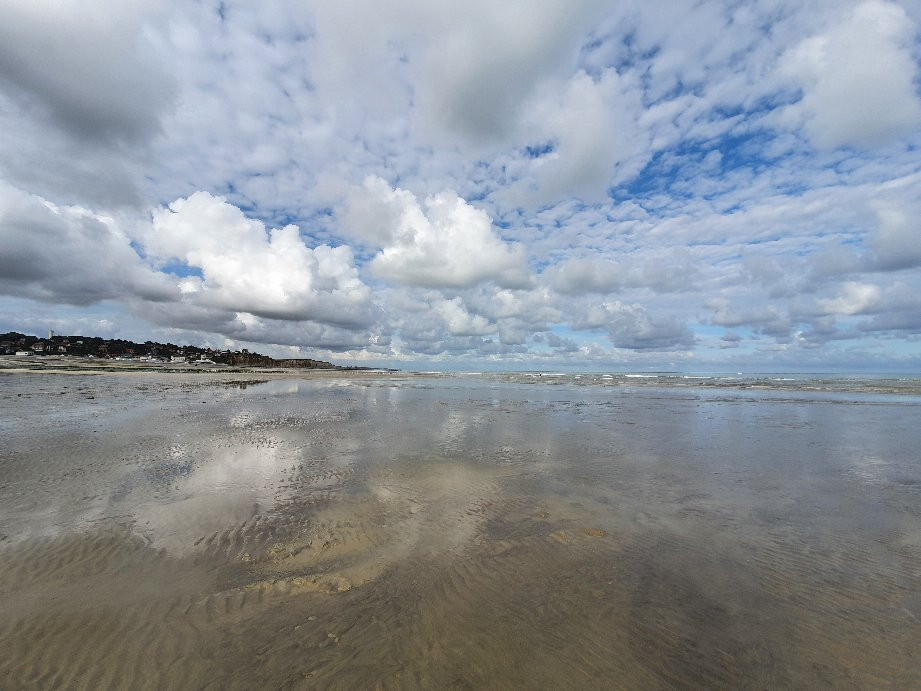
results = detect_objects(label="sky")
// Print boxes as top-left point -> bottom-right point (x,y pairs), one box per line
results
0,0 -> 920,371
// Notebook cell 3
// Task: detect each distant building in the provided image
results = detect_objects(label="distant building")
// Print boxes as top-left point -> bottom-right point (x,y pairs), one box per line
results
31,342 -> 44,352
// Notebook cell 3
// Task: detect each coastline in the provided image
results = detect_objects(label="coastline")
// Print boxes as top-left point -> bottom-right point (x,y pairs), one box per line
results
0,354 -> 400,378
3,355 -> 919,397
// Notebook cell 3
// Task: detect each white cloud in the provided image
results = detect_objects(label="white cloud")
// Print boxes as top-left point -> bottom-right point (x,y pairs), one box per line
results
508,68 -> 649,204
386,0 -> 609,144
436,298 -> 494,337
569,299 -> 695,350
546,332 -> 579,352
604,302 -> 695,351
781,0 -> 921,149
148,192 -> 373,327
548,257 -> 624,295
0,0 -> 173,143
871,195 -> 921,270
547,250 -> 699,295
0,1 -> 175,209
706,297 -> 789,332
1,1 -> 921,367
0,182 -> 175,305
816,281 -> 883,315
343,176 -> 530,289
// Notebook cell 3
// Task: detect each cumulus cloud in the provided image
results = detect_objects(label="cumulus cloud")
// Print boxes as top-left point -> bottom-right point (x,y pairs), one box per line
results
435,298 -> 494,337
781,0 -> 921,149
0,1 -> 175,209
0,0 -> 173,144
547,251 -> 699,295
398,0 -> 609,144
604,302 -> 695,351
571,300 -> 695,350
871,196 -> 921,271
0,182 -> 175,305
342,176 -> 530,289
138,303 -> 389,352
548,257 -> 624,295
1,1 -> 920,367
373,287 -> 553,357
148,192 -> 374,328
706,297 -> 790,336
513,69 -> 649,203
464,285 -> 559,326
546,332 -> 579,352
816,281 -> 882,316
848,280 -> 921,334
720,332 -> 742,348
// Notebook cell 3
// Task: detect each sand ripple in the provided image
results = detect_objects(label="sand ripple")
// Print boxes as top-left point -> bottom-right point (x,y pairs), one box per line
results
1,371 -> 920,688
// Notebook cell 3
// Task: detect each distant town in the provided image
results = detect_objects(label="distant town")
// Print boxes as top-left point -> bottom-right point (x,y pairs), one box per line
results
0,331 -> 352,370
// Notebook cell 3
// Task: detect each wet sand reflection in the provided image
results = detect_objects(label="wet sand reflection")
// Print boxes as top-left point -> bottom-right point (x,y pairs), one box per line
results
1,372 -> 919,688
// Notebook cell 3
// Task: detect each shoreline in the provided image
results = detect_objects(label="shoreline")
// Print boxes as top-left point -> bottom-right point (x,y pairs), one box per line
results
0,354 -> 400,378
3,357 -> 920,397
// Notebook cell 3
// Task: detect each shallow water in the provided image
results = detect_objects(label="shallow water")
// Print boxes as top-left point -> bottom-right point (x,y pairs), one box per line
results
1,371 -> 920,688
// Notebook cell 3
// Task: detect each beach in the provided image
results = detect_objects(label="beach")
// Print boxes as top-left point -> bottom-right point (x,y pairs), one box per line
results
1,368 -> 920,688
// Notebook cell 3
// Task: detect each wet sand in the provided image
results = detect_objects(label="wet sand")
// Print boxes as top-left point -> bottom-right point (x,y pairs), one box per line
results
1,371 -> 920,688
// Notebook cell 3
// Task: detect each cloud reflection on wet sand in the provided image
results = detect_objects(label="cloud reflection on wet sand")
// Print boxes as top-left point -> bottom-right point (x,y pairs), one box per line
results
1,371 -> 920,688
